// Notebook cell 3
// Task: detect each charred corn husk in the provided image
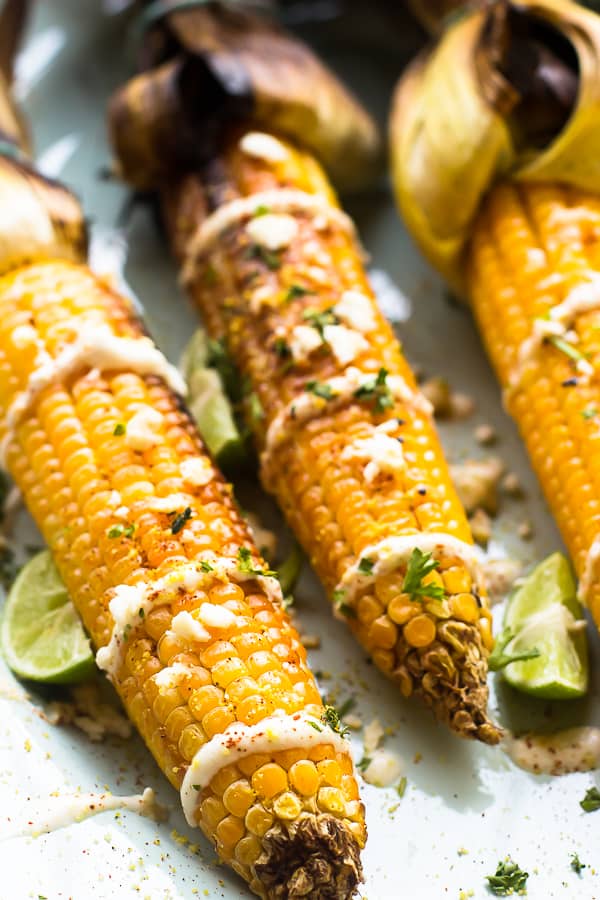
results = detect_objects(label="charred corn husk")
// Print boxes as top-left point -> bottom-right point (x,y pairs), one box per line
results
0,6 -> 365,898
391,0 -> 600,625
109,3 -> 499,744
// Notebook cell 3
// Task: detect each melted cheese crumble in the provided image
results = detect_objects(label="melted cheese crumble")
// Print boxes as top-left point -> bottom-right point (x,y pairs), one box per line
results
180,457 -> 212,487
289,324 -> 322,362
245,213 -> 298,251
333,290 -> 377,332
125,406 -> 163,451
342,429 -> 405,482
322,324 -> 369,366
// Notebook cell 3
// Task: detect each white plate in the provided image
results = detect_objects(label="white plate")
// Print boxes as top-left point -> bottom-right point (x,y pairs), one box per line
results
0,2 -> 598,898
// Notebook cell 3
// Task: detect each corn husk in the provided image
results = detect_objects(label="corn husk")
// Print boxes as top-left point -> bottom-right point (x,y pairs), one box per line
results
109,2 -> 381,192
390,0 -> 600,292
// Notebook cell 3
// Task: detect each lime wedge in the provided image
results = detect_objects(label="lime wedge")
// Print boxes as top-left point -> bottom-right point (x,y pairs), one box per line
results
181,330 -> 246,469
493,552 -> 588,699
1,550 -> 94,684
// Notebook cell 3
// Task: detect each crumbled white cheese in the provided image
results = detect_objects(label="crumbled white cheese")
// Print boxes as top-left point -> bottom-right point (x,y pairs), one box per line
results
363,718 -> 385,754
450,458 -> 504,515
526,248 -> 546,267
146,493 -> 193,513
180,457 -> 212,487
171,611 -> 210,644
289,324 -> 322,362
322,324 -> 368,366
246,214 -> 298,251
249,284 -> 277,313
342,432 -> 404,483
361,749 -> 402,787
239,132 -> 289,163
11,324 -> 37,348
197,602 -> 236,630
125,406 -> 163,451
334,290 -> 377,332
154,662 -> 194,689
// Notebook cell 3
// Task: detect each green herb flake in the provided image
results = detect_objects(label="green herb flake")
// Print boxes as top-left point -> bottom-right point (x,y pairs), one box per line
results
338,602 -> 356,619
303,306 -> 339,338
306,380 -> 336,400
547,334 -> 589,364
203,264 -> 218,286
571,852 -> 586,874
274,337 -> 291,359
247,392 -> 264,423
285,283 -> 310,302
113,422 -> 126,436
580,786 -> 600,812
354,367 -> 394,413
358,557 -> 374,576
192,784 -> 201,791
307,719 -> 323,733
486,859 -> 529,896
237,546 -> 277,579
246,244 -> 281,271
107,523 -> 134,539
488,627 -> 541,672
357,756 -> 372,771
402,548 -> 445,602
321,704 -> 349,738
138,607 -> 145,619
171,507 -> 193,535
582,406 -> 597,420
252,204 -> 271,217
396,776 -> 408,798
199,560 -> 214,573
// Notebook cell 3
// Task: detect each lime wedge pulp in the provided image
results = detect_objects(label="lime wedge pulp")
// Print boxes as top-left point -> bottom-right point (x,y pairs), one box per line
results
1,550 -> 94,684
499,552 -> 588,699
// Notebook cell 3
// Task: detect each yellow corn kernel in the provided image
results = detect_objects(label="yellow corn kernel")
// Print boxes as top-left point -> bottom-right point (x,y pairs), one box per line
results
200,795 -> 227,829
273,791 -> 303,821
235,834 -> 262,867
356,594 -> 383,626
236,693 -> 271,726
223,780 -> 256,818
238,753 -> 271,777
210,764 -> 240,796
317,759 -> 342,787
375,573 -> 405,606
403,614 -> 437,648
251,763 -> 288,799
289,759 -> 320,796
189,684 -> 223,721
442,567 -> 472,595
202,704 -> 236,738
245,803 -> 274,837
317,787 -> 346,816
451,593 -> 480,625
212,656 -> 248,689
368,614 -> 398,650
215,814 -> 245,851
178,723 -> 206,761
387,594 -> 418,625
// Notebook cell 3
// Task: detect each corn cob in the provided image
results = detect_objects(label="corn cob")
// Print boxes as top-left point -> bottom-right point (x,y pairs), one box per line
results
468,180 -> 600,621
0,258 -> 365,896
148,124 -> 499,744
389,0 -> 600,628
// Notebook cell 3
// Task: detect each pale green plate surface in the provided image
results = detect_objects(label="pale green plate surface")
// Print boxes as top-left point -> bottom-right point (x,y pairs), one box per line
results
0,2 -> 598,898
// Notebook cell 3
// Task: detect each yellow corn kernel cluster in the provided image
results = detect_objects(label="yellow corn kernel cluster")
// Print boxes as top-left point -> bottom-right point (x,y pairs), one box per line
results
163,126 -> 498,743
468,180 -> 600,622
0,260 -> 364,895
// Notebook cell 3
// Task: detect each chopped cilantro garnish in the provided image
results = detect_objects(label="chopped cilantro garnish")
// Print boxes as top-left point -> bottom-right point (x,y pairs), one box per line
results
237,546 -> 277,578
306,380 -> 336,400
580,786 -> 600,812
206,337 -> 243,402
246,244 -> 281,270
274,337 -> 291,358
171,507 -> 193,535
487,627 -> 541,671
357,756 -> 371,771
278,542 -> 303,597
358,557 -> 374,576
252,204 -> 271,217
396,776 -> 407,797
199,560 -> 214,573
321,705 -> 349,738
354,367 -> 394,413
192,784 -> 201,791
582,406 -> 597,420
285,283 -> 310,302
307,719 -> 323,732
113,422 -> 126,436
338,602 -> 356,618
571,852 -> 586,874
402,548 -> 445,602
303,306 -> 339,338
107,523 -> 135,539
486,860 -> 529,895
547,334 -> 589,364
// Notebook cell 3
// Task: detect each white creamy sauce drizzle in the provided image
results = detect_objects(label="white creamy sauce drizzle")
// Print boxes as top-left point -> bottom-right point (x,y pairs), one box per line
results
1,322 -> 185,465
96,558 -> 282,678
505,274 -> 600,401
504,727 -> 600,776
334,532 -> 482,606
239,132 -> 289,163
261,366 -> 431,474
180,711 -> 350,826
181,189 -> 359,285
4,787 -> 167,839
578,536 -> 600,604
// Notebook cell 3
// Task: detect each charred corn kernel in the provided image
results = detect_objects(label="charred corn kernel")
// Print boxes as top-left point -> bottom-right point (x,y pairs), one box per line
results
317,759 -> 342,787
244,803 -> 274,838
223,780 -> 256,818
289,759 -> 320,796
216,814 -> 246,851
368,615 -> 398,650
201,795 -> 227,829
451,593 -> 480,625
468,180 -> 600,624
388,594 -> 418,625
163,126 -> 497,744
317,787 -> 347,816
442,567 -> 472,595
273,791 -> 303,820
251,763 -> 288,799
403,614 -> 437,648
235,834 -> 262,867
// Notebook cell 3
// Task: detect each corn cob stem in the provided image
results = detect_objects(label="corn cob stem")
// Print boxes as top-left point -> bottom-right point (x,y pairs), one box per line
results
0,259 -> 365,898
468,179 -> 600,624
161,126 -> 500,744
